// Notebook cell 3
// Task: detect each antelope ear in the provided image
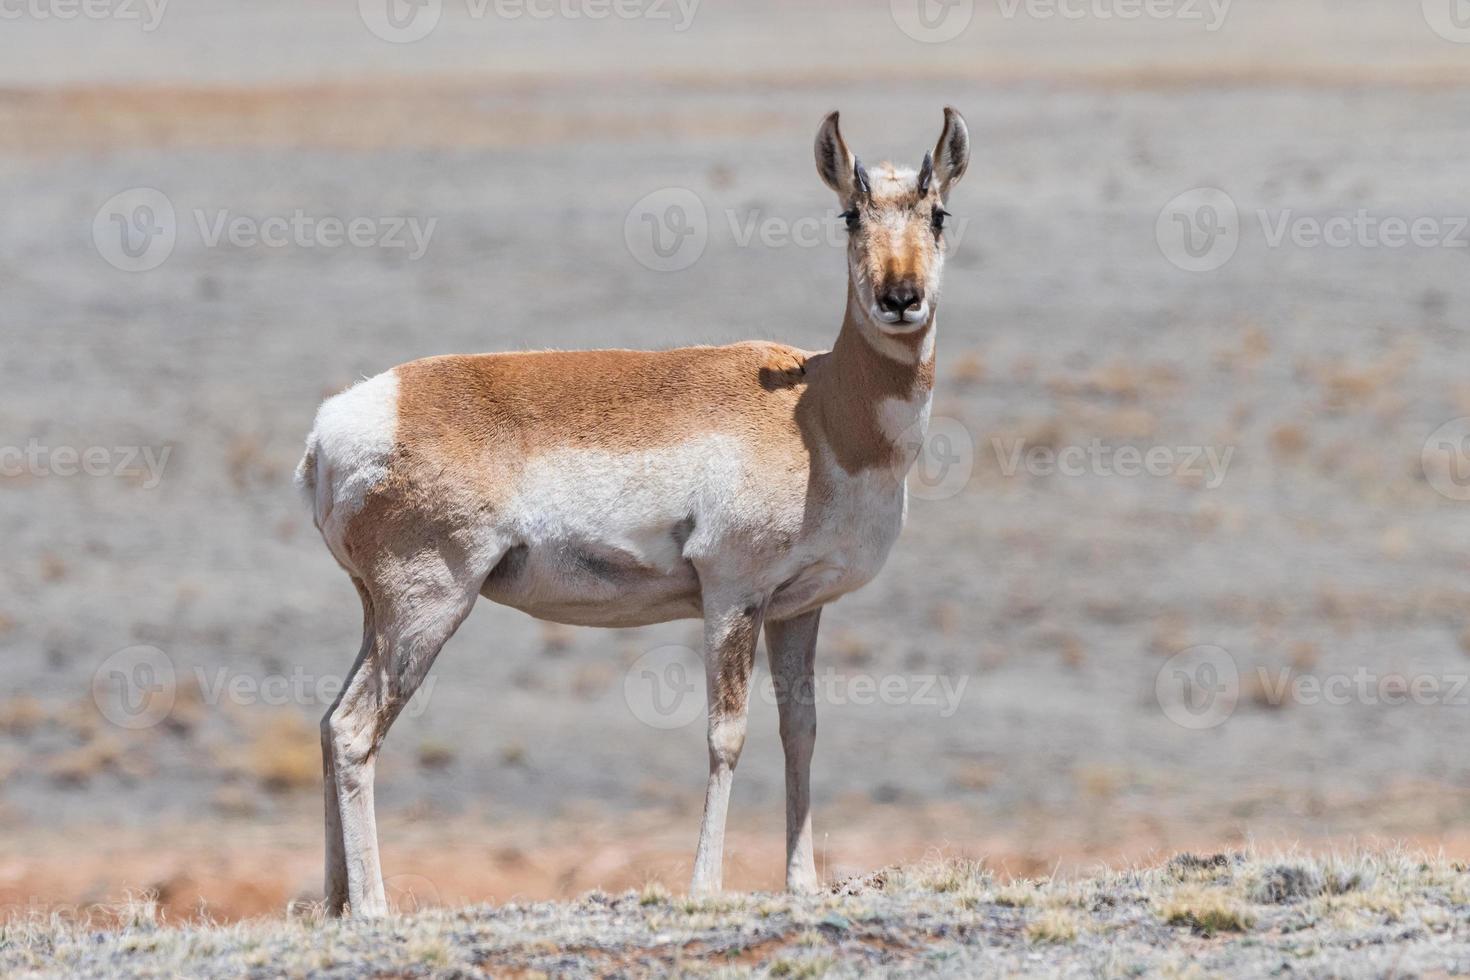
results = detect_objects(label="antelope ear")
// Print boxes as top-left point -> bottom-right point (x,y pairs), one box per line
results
930,106 -> 970,199
814,111 -> 863,201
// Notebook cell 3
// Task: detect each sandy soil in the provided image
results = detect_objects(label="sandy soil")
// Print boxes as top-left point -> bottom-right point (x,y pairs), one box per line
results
3,0 -> 1470,922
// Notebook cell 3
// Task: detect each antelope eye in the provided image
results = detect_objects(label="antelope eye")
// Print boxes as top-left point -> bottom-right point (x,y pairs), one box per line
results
932,207 -> 950,232
840,208 -> 860,231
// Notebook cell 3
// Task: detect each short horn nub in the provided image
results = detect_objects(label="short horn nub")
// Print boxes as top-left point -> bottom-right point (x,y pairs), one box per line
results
917,151 -> 934,195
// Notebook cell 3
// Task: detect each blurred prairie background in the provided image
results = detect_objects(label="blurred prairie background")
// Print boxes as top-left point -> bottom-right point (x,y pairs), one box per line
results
3,0 -> 1470,921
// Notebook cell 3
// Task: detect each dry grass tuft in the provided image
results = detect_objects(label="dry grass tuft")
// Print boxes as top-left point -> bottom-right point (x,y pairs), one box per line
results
224,433 -> 282,490
243,712 -> 319,793
992,881 -> 1038,908
768,954 -> 835,978
39,553 -> 67,583
1025,908 -> 1081,944
416,739 -> 456,770
1157,885 -> 1255,935
538,622 -> 576,656
949,350 -> 986,386
1165,852 -> 1234,881
1269,422 -> 1310,459
1250,863 -> 1323,903
45,737 -> 125,786
638,881 -> 671,907
0,695 -> 46,736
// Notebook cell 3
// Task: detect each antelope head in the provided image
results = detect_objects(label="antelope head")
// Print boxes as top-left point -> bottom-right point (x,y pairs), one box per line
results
814,107 -> 970,337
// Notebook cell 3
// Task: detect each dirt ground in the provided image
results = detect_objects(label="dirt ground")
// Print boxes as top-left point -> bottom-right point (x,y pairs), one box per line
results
4,0 -> 1470,923
7,850 -> 1470,978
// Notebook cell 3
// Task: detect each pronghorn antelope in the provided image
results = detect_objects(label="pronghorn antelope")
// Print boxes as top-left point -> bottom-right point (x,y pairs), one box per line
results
296,108 -> 969,916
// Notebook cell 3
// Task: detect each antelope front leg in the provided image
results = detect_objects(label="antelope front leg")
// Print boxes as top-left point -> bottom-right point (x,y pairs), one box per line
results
690,594 -> 765,896
764,608 -> 821,893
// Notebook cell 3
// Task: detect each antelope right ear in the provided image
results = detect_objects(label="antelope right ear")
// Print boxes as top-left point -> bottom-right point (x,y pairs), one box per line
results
930,106 -> 970,199
814,111 -> 866,201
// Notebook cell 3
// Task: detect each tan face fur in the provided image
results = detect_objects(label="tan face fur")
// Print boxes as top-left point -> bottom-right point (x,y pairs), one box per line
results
814,107 -> 970,338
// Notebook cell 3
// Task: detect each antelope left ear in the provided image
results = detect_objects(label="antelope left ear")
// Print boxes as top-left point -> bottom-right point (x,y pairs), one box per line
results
930,106 -> 970,199
814,110 -> 863,201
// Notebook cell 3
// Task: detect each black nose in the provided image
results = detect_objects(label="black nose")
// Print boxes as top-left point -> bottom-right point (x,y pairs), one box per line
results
878,282 -> 923,316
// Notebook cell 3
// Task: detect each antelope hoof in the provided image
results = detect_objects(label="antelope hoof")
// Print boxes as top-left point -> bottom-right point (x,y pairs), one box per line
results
786,874 -> 821,895
689,877 -> 722,898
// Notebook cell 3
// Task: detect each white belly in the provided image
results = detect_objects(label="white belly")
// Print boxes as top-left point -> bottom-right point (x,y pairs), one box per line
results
478,436 -> 908,627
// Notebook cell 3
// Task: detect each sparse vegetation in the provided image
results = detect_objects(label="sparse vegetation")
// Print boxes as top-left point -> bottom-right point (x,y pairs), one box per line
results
3,849 -> 1466,978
